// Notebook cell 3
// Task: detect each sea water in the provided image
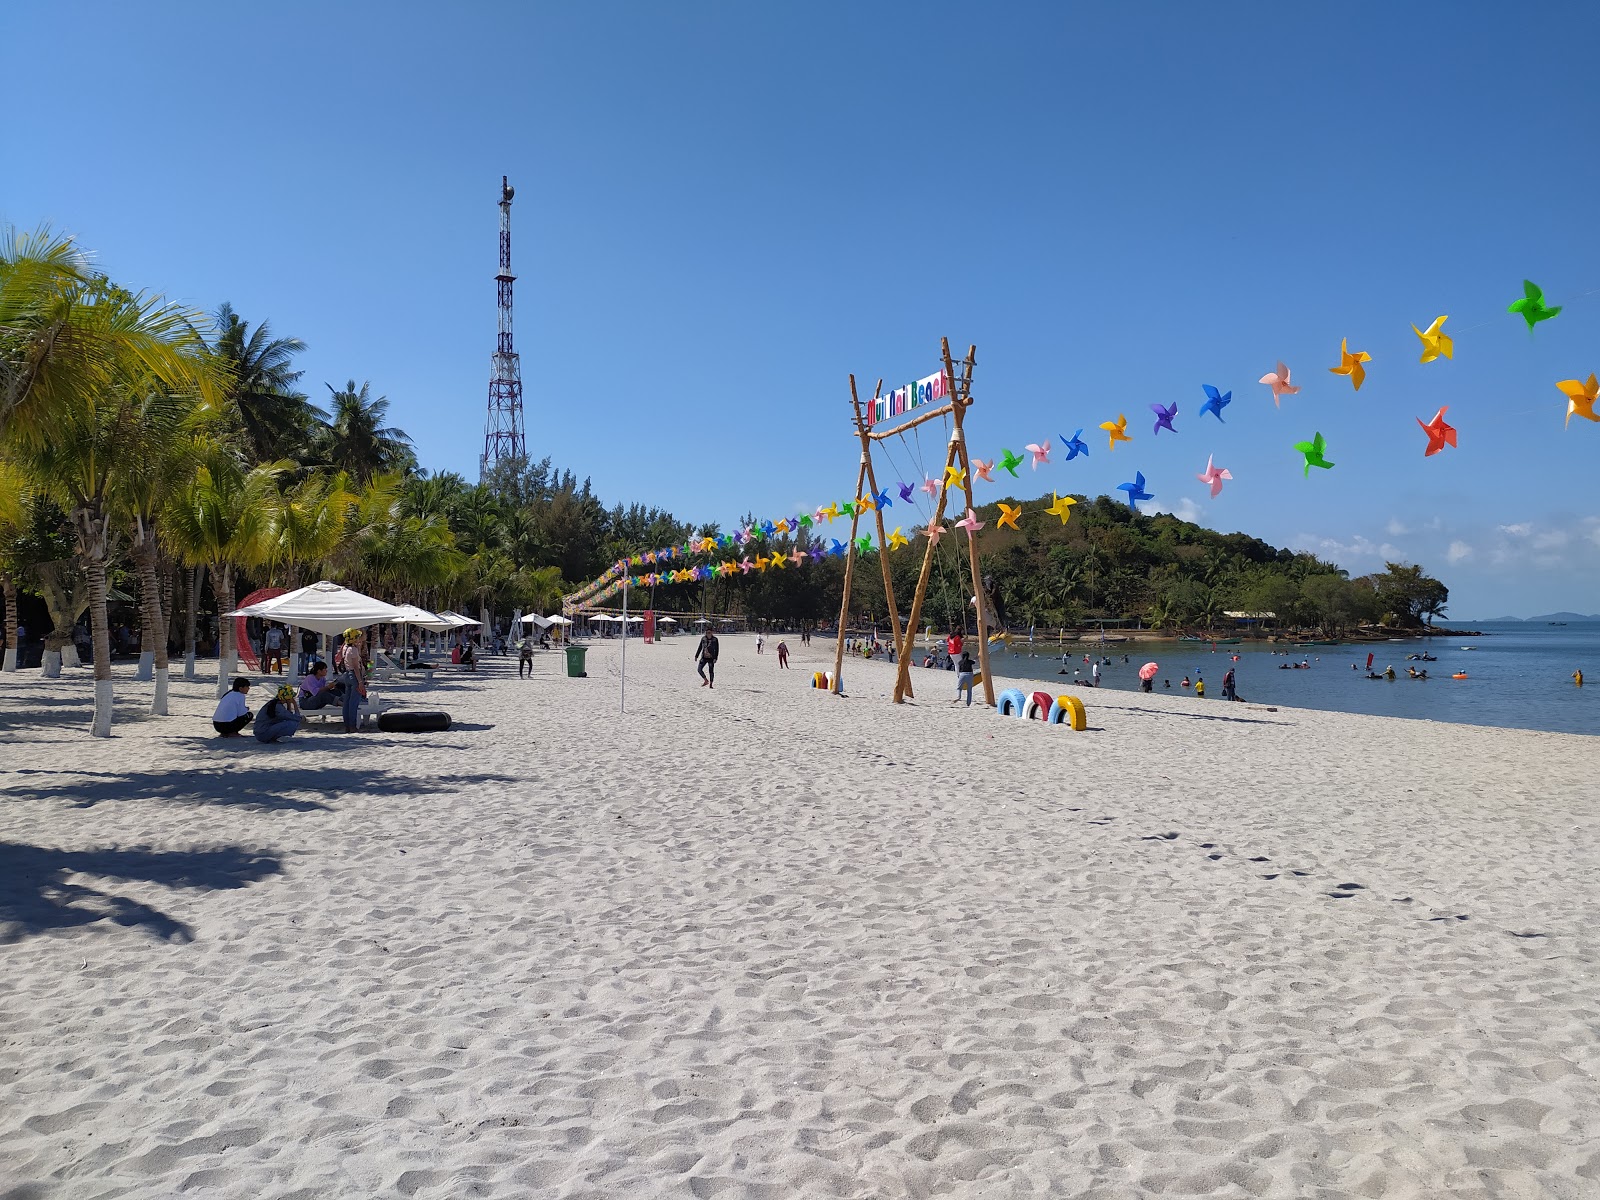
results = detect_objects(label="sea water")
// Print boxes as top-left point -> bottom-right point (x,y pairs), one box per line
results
987,621 -> 1599,736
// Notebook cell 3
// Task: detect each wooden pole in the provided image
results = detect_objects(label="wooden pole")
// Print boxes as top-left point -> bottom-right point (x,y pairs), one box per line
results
893,427 -> 963,703
829,436 -> 871,695
945,339 -> 996,707
850,376 -> 904,662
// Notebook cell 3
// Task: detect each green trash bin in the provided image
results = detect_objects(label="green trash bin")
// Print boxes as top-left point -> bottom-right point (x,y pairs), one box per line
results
565,644 -> 588,678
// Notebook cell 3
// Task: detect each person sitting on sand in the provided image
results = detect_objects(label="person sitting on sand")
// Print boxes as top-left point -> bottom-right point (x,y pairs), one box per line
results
954,650 -> 975,707
254,684 -> 302,743
298,661 -> 344,709
212,677 -> 254,737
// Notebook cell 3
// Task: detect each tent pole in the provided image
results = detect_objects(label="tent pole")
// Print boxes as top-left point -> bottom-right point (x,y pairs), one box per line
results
620,578 -> 628,714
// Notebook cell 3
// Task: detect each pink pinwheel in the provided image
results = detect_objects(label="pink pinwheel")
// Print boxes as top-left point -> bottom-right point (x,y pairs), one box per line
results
1196,455 -> 1232,498
738,557 -> 754,574
972,458 -> 995,482
921,476 -> 940,498
1025,440 -> 1051,468
1259,361 -> 1300,407
922,522 -> 947,544
955,507 -> 985,533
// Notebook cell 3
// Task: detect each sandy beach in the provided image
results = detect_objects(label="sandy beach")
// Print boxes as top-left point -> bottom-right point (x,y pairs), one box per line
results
2,637 -> 1598,1199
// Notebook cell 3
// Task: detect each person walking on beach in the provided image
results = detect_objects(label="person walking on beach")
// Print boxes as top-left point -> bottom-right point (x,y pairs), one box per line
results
336,628 -> 368,732
756,631 -> 765,655
954,650 -> 975,706
776,640 -> 789,669
1222,668 -> 1237,701
262,623 -> 284,674
696,628 -> 720,687
212,677 -> 253,736
519,637 -> 534,679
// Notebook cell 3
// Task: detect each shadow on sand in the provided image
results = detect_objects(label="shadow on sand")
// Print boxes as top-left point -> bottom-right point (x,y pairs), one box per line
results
6,765 -> 522,813
0,842 -> 283,945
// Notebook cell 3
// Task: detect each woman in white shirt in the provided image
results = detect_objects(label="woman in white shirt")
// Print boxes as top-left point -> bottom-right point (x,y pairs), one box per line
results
212,677 -> 253,736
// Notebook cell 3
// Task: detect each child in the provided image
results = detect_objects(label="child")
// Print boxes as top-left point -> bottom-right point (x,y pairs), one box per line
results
954,651 -> 975,707
212,677 -> 253,736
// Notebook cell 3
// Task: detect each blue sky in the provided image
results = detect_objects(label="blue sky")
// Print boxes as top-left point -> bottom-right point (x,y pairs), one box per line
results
6,1 -> 1599,617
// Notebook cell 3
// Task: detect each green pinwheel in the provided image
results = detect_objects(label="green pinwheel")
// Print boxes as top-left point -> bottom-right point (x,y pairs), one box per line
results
1294,432 -> 1335,478
998,448 -> 1025,477
1508,280 -> 1560,330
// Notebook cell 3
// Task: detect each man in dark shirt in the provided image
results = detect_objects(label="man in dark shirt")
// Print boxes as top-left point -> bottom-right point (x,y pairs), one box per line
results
695,630 -> 720,689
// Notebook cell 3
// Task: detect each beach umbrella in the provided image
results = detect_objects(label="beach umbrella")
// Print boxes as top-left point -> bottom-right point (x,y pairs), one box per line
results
1138,661 -> 1160,681
227,580 -> 406,635
658,616 -> 677,624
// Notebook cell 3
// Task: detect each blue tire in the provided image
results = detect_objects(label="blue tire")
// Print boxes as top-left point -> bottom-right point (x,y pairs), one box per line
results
996,688 -> 1027,717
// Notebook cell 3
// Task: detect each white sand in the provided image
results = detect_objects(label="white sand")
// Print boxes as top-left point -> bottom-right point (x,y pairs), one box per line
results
2,638 -> 1598,1199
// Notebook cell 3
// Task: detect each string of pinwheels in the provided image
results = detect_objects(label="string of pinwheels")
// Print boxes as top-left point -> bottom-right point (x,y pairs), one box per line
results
573,279 -> 1598,602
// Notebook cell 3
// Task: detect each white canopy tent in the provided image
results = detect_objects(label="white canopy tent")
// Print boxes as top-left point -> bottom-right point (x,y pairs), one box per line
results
225,581 -> 408,695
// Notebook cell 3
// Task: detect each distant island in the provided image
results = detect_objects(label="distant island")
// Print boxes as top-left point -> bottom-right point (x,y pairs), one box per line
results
1474,613 -> 1600,623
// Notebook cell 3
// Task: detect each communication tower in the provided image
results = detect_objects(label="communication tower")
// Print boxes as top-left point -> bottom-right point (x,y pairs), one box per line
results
480,175 -> 526,478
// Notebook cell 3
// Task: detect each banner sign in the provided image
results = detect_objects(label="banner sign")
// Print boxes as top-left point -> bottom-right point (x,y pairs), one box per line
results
869,369 -> 948,426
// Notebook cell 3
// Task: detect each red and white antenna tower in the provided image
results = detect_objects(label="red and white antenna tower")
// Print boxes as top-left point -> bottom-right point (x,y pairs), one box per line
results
480,175 -> 526,479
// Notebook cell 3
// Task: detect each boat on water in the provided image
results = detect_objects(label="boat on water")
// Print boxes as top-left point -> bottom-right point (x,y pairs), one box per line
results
1295,639 -> 1341,647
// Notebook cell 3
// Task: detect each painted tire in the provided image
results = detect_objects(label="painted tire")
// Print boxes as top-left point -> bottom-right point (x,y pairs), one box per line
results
1024,690 -> 1054,720
812,672 -> 827,689
377,711 -> 452,733
1046,695 -> 1087,730
997,688 -> 1027,717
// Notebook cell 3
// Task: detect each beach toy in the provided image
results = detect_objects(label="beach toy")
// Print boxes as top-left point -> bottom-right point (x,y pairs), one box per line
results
1025,441 -> 1051,468
943,464 -> 966,489
1452,672 -> 1469,679
1024,691 -> 1054,720
1558,375 -> 1599,426
920,476 -> 939,497
1138,662 -> 1159,681
1116,471 -> 1154,508
1259,361 -> 1300,406
1197,456 -> 1232,498
1150,402 -> 1178,435
1061,429 -> 1089,460
1200,385 -> 1231,422
971,671 -> 984,687
1328,339 -> 1371,390
1413,315 -> 1452,363
1045,493 -> 1077,524
955,508 -> 985,533
972,458 -> 995,482
888,527 -> 909,550
988,631 -> 1009,644
1418,407 -> 1457,456
1100,414 -> 1132,450
1294,432 -> 1335,477
997,503 -> 1022,531
998,448 -> 1025,476
1047,695 -> 1087,729
997,688 -> 1027,717
1508,280 -> 1560,330
897,482 -> 915,502
921,523 -> 947,545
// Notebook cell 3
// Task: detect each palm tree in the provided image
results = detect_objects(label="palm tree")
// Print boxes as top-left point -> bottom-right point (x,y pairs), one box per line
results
0,456 -> 29,671
113,387 -> 210,714
261,471 -> 356,588
2,227 -> 216,448
320,380 -> 415,482
211,302 -> 322,463
164,447 -> 279,697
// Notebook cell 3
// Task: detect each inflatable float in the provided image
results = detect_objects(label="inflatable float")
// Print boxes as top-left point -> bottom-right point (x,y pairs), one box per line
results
377,710 -> 452,733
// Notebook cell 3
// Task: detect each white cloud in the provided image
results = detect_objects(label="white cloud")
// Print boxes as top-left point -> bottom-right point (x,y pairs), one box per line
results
1446,540 -> 1473,564
1385,518 -> 1409,536
1291,534 -> 1403,565
1499,522 -> 1533,537
1147,497 -> 1204,523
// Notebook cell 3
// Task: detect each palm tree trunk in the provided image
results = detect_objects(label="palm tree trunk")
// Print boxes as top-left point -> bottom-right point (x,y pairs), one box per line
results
1,574 -> 17,672
76,505 -> 115,737
215,561 -> 236,698
131,528 -> 169,714
184,565 -> 203,680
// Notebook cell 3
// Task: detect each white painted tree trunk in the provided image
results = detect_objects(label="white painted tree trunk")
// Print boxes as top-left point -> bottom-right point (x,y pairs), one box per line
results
92,678 -> 113,738
42,649 -> 62,678
151,667 -> 169,717
184,650 -> 197,680
135,650 -> 155,681
216,654 -> 238,699
2,648 -> 15,672
63,645 -> 81,668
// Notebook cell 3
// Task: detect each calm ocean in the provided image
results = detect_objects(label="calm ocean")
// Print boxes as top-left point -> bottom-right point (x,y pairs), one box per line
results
989,620 -> 1599,736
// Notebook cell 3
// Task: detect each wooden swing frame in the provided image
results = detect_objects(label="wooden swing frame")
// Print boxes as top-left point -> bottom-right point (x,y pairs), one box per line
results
828,339 -> 995,707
